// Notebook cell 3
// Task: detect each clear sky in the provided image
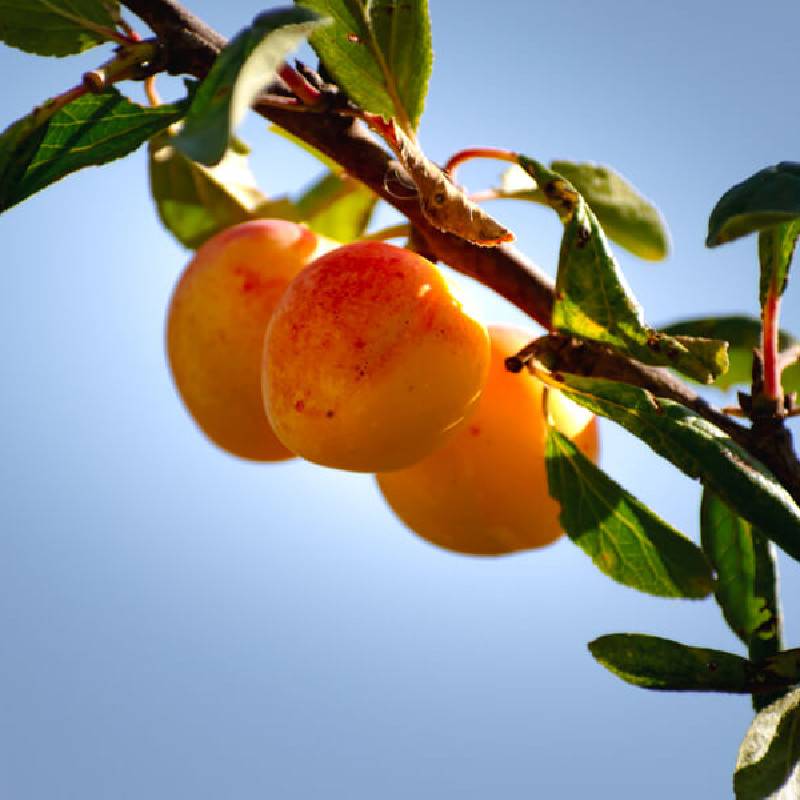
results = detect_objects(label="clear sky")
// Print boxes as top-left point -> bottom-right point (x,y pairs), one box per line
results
2,2 -> 800,798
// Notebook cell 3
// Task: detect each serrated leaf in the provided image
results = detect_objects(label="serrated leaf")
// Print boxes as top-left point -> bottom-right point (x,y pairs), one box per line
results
295,170 -> 377,242
546,428 -> 712,598
148,130 -> 297,249
549,160 -> 669,261
538,373 -> 800,563
172,7 -> 328,166
759,220 -> 800,304
736,687 -> 800,800
661,316 -> 800,393
700,491 -> 782,660
298,0 -> 432,133
0,0 -> 118,56
589,633 -> 757,692
707,162 -> 800,247
517,157 -> 727,383
0,88 -> 186,214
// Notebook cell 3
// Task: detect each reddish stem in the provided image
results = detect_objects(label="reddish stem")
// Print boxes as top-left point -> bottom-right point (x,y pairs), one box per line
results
277,62 -> 322,105
762,285 -> 783,401
443,147 -> 517,180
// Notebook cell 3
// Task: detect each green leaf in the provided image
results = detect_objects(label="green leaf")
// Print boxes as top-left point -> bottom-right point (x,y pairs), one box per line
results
544,374 -> 800,562
700,491 -> 782,659
707,162 -> 800,247
295,170 -> 377,242
172,7 -> 328,166
759,220 -> 800,304
661,316 -> 800,393
589,633 -> 756,692
298,0 -> 432,132
148,131 -> 296,250
0,88 -> 186,214
517,157 -> 728,383
735,687 -> 800,799
549,160 -> 669,261
0,0 -> 118,56
498,162 -> 669,260
545,428 -> 713,598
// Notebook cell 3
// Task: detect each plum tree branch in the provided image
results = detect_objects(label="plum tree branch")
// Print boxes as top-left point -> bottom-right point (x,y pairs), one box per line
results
119,0 -> 800,506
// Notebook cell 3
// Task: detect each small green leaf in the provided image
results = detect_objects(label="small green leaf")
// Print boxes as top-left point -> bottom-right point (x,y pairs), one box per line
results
172,7 -> 328,166
549,160 -> 669,261
707,162 -> 800,247
700,491 -> 782,660
589,633 -> 755,692
0,88 -> 186,213
661,315 -> 800,393
759,220 -> 800,304
545,374 -> 800,563
735,687 -> 800,799
298,0 -> 432,132
546,428 -> 713,598
0,0 -> 118,56
295,170 -> 377,243
148,131 -> 296,250
517,157 -> 727,383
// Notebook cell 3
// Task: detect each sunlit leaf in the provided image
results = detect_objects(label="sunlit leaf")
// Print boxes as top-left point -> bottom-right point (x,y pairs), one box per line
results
661,316 -> 800,393
148,131 -> 296,250
298,0 -> 432,132
546,428 -> 713,598
295,170 -> 377,242
550,160 -> 669,260
499,161 -> 669,260
0,0 -> 118,56
589,633 -> 755,692
700,490 -> 782,688
534,373 -> 800,562
0,88 -> 186,214
759,220 -> 800,304
736,687 -> 800,799
517,157 -> 727,383
707,162 -> 800,247
172,7 -> 328,166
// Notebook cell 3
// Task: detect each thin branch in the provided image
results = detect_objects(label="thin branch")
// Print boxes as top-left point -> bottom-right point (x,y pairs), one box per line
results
118,0 -> 800,504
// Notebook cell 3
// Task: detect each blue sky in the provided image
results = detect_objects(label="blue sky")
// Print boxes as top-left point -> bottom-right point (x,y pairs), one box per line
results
2,2 -> 800,798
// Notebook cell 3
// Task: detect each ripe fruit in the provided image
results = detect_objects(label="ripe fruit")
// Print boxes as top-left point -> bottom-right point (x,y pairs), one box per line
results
166,219 -> 337,461
376,325 -> 599,556
262,241 -> 491,472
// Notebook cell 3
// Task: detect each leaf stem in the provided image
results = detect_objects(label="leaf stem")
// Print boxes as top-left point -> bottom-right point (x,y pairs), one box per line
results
277,62 -> 322,105
359,223 -> 410,242
443,147 -> 518,179
762,284 -> 783,402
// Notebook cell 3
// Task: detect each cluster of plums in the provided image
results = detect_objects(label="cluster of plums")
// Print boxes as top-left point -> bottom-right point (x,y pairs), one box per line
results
166,219 -> 599,556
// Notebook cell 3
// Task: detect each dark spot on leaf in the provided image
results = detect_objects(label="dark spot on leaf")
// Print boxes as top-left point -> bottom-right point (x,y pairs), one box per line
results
576,225 -> 591,248
469,425 -> 481,436
707,661 -> 718,671
295,400 -> 305,412
326,410 -> 335,418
